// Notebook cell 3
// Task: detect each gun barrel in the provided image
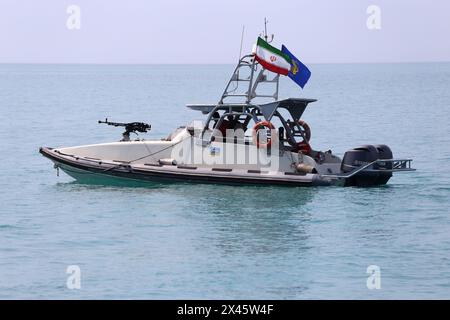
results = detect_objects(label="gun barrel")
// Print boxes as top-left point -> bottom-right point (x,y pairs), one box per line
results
98,119 -> 151,133
98,119 -> 127,126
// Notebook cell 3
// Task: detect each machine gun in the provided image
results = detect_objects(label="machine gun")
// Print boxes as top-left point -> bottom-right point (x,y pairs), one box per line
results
98,118 -> 151,141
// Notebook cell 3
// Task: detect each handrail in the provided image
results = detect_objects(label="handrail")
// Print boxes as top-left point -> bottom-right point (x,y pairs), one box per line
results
321,159 -> 415,179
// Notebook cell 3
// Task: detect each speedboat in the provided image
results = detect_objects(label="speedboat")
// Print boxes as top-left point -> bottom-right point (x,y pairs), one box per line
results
40,40 -> 415,187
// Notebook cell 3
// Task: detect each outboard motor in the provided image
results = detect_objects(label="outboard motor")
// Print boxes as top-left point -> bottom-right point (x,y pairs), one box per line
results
373,144 -> 393,184
341,144 -> 393,187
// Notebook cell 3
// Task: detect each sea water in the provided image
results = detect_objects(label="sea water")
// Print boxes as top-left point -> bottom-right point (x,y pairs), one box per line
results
0,63 -> 449,299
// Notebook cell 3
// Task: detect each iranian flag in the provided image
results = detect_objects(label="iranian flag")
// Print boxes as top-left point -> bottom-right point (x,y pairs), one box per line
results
253,37 -> 291,75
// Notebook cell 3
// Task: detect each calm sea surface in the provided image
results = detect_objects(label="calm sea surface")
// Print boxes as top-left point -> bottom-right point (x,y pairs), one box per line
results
0,63 -> 449,299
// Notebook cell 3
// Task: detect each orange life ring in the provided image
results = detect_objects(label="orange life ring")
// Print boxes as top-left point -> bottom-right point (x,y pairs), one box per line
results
296,120 -> 311,143
252,121 -> 275,148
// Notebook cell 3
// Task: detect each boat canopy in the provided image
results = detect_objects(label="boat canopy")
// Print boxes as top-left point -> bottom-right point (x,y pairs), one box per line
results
186,98 -> 317,121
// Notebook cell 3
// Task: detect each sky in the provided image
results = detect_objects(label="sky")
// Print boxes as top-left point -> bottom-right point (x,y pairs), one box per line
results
1,0 -> 449,64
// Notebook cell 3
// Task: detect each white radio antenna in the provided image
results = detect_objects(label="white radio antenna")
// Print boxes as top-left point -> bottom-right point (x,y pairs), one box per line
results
262,17 -> 274,43
238,25 -> 245,60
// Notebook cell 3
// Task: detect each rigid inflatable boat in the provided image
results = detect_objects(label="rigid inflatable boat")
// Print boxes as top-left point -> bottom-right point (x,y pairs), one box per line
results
40,38 -> 415,187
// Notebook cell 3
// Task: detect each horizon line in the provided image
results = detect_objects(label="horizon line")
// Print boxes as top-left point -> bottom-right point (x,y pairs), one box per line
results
1,60 -> 450,65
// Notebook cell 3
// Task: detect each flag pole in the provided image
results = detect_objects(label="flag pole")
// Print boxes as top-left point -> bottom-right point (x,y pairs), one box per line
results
246,57 -> 256,104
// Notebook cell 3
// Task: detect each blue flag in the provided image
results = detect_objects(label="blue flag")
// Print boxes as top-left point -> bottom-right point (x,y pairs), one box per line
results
281,45 -> 311,89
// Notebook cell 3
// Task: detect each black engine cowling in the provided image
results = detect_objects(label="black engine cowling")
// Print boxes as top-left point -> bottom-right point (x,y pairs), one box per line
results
341,144 -> 393,186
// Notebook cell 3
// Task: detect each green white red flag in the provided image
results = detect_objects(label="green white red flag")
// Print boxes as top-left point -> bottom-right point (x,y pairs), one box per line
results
253,37 -> 291,75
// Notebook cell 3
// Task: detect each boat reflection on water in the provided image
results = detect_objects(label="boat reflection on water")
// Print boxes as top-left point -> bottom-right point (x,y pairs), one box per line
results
58,180 -> 315,257
166,184 -> 315,255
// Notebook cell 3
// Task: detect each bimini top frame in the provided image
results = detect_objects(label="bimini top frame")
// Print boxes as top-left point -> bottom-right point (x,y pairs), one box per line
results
187,98 -> 316,146
186,53 -> 316,145
218,54 -> 281,105
186,98 -> 316,123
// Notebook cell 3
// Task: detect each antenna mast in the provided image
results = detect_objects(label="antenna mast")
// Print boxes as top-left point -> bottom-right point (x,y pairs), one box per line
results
218,18 -> 279,104
263,17 -> 274,43
238,25 -> 245,60
264,18 -> 268,42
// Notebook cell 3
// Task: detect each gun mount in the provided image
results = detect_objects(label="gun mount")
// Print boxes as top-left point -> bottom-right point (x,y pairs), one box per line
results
98,118 -> 151,141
